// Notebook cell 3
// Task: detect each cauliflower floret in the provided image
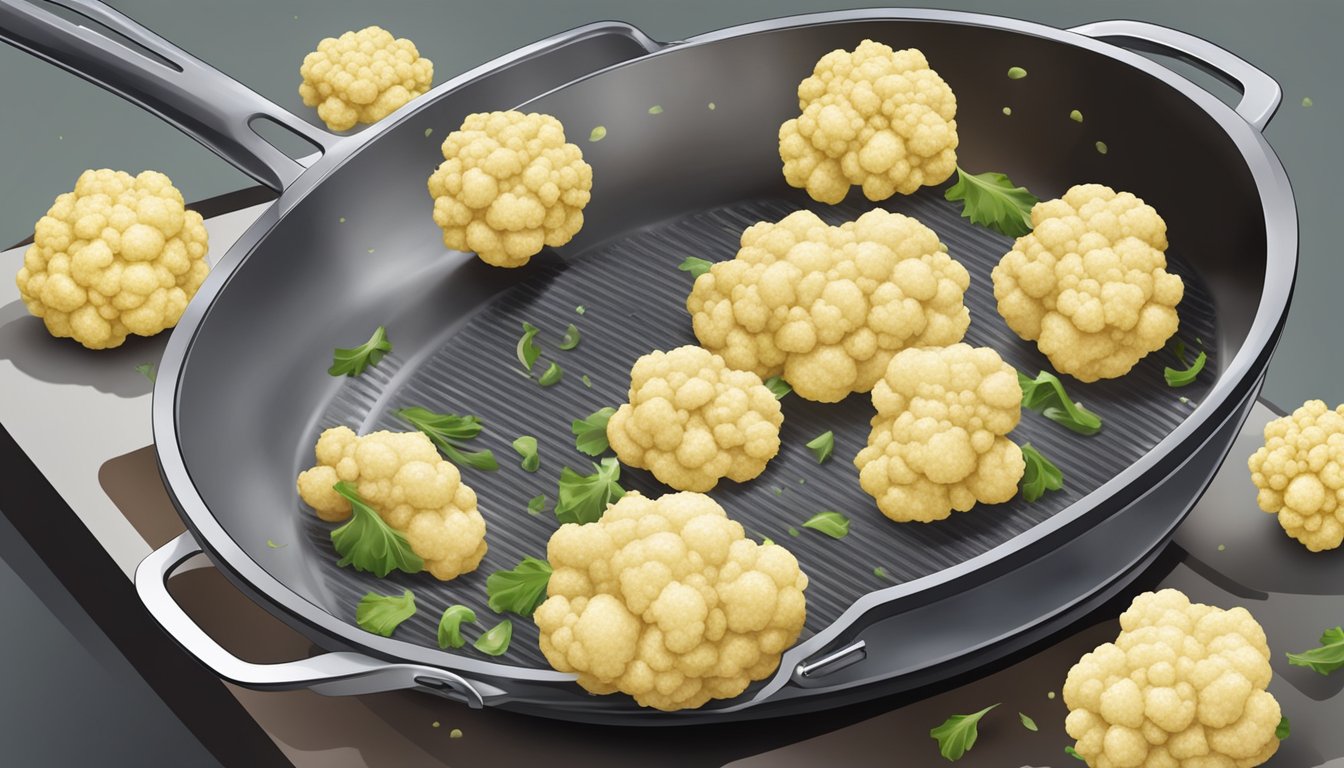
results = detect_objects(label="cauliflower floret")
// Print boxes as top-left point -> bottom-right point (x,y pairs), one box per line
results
426,111 -> 593,268
1248,399 -> 1344,552
687,209 -> 969,403
534,491 -> 809,711
298,26 -> 433,132
854,343 -> 1025,522
607,346 -> 783,493
778,40 -> 958,204
1064,589 -> 1282,768
992,184 -> 1185,381
296,427 -> 487,580
15,169 -> 209,350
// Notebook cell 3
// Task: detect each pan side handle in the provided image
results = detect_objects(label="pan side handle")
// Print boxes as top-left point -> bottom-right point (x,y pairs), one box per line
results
1069,20 -> 1281,131
0,0 -> 337,192
135,531 -> 505,706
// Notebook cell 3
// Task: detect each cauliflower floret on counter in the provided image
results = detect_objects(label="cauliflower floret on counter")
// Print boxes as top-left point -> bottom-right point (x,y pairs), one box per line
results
15,169 -> 209,350
534,491 -> 809,711
854,343 -> 1025,522
299,26 -> 433,132
427,110 -> 593,268
1248,399 -> 1344,552
779,40 -> 959,204
296,427 -> 487,580
1064,589 -> 1282,768
992,184 -> 1184,381
607,346 -> 783,493
687,209 -> 970,403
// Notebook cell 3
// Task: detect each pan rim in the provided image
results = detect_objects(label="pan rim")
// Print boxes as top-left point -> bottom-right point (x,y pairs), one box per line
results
151,7 -> 1297,712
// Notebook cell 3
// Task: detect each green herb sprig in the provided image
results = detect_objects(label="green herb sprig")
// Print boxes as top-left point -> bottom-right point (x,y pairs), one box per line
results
331,482 -> 424,577
329,326 -> 392,377
396,406 -> 499,471
1018,370 -> 1101,435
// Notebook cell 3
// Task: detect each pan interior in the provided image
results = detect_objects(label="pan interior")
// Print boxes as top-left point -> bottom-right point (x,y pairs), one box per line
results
299,187 -> 1217,670
172,16 -> 1266,685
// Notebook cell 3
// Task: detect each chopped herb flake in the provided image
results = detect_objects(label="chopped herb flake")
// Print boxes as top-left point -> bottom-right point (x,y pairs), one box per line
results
1019,370 -> 1102,435
589,126 -> 607,142
1066,745 -> 1084,760
559,323 -> 581,351
329,326 -> 392,377
265,539 -> 285,549
648,105 -> 663,115
512,435 -> 540,472
450,728 -> 463,739
572,406 -> 616,456
1070,109 -> 1084,123
396,406 -> 498,471
1302,97 -> 1314,108
355,589 -> 417,637
874,566 -> 891,580
424,127 -> 433,137
135,362 -> 157,382
575,305 -> 586,315
1002,106 -> 1012,116
930,704 -> 999,761
436,605 -> 476,649
474,619 -> 513,656
527,494 -> 547,515
486,557 -> 553,616
1095,140 -> 1108,154
538,361 -> 564,387
802,510 -> 850,539
787,526 -> 800,537
678,256 -> 714,279
764,376 -> 792,399
708,102 -> 716,110
805,431 -> 835,464
1277,716 -> 1290,740
1020,443 -> 1064,502
1019,712 -> 1038,732
517,322 -> 541,373
1007,66 -> 1027,79
581,374 -> 593,388
1165,349 -> 1207,388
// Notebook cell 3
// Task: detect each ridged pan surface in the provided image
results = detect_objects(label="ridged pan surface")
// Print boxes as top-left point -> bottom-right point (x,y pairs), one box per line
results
301,188 -> 1217,670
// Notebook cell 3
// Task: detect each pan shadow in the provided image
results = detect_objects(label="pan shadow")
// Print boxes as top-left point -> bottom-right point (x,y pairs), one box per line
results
0,298 -> 161,397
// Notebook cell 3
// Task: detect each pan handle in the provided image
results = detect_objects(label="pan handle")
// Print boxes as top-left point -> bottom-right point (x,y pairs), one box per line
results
0,0 -> 337,191
135,531 -> 506,707
1069,20 -> 1281,131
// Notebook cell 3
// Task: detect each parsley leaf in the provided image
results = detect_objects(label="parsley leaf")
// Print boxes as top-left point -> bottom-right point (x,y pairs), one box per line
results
1164,340 -> 1208,388
329,326 -> 392,377
764,376 -> 792,399
474,619 -> 513,656
930,703 -> 998,761
512,436 -> 540,472
355,589 -> 417,637
135,362 -> 157,382
1020,443 -> 1064,502
944,167 -> 1038,238
1276,716 -> 1290,740
517,322 -> 541,373
1065,746 -> 1084,761
527,494 -> 547,515
396,406 -> 498,471
1019,712 -> 1038,732
330,482 -> 424,577
678,256 -> 714,279
802,510 -> 850,539
538,361 -> 564,387
436,605 -> 476,649
1018,370 -> 1102,435
1286,626 -> 1344,675
806,431 -> 835,463
486,556 -> 553,616
556,457 -> 625,524
581,374 -> 593,388
572,407 -> 616,456
559,323 -> 581,351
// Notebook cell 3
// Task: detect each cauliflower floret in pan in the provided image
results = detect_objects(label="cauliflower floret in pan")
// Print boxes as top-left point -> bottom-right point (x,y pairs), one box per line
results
687,209 -> 970,403
779,40 -> 959,204
297,427 -> 487,580
854,343 -> 1025,522
1064,589 -> 1282,768
607,346 -> 783,493
427,110 -> 593,268
534,491 -> 809,711
15,169 -> 209,350
992,184 -> 1185,381
299,26 -> 433,132
1248,399 -> 1344,552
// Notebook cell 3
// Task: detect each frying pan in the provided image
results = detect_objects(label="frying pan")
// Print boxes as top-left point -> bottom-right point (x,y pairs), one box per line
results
0,1 -> 1295,724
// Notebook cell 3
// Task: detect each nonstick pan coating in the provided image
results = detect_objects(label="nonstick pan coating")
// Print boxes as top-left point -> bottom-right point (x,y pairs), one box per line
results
146,13 -> 1291,720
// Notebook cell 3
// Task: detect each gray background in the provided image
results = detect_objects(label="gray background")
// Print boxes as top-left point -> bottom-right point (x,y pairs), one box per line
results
0,1 -> 1338,765
0,0 -> 1337,408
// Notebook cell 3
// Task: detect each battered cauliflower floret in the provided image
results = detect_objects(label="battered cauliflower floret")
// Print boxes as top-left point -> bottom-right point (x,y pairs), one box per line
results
296,427 -> 487,580
854,344 -> 1025,522
427,110 -> 593,268
687,209 -> 970,403
607,346 -> 783,493
298,26 -> 433,132
778,40 -> 958,204
15,169 -> 209,350
992,184 -> 1185,382
1064,589 -> 1282,768
1248,399 -> 1344,552
534,491 -> 809,711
